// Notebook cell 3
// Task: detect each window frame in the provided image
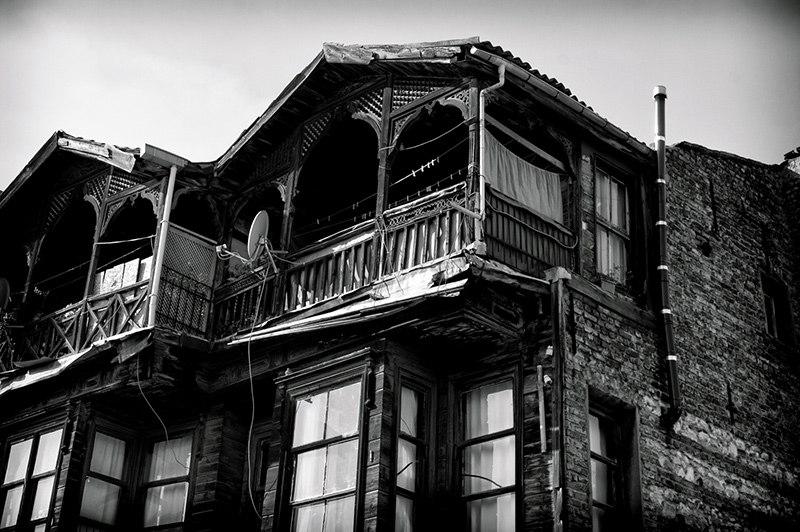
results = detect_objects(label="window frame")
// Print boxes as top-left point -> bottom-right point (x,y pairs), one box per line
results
0,423 -> 64,532
76,422 -> 197,532
277,356 -> 371,532
393,373 -> 434,532
594,164 -> 631,284
586,392 -> 643,532
761,272 -> 795,345
454,367 -> 521,532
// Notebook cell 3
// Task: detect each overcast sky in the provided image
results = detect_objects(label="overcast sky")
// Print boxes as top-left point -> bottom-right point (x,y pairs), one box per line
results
1,0 -> 798,191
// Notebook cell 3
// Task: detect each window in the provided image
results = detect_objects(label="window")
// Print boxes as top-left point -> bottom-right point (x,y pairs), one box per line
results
595,167 -> 629,283
141,435 -> 192,530
762,273 -> 795,344
460,380 -> 516,532
587,398 -> 642,532
79,432 -> 127,529
78,431 -> 193,531
1,427 -> 63,532
589,411 -> 621,530
395,385 -> 429,532
289,381 -> 362,532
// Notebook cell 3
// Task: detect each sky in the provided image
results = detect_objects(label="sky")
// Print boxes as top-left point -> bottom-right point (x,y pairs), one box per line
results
1,0 -> 799,191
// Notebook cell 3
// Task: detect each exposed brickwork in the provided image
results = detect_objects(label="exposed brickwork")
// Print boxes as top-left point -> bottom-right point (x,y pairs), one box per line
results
559,143 -> 800,531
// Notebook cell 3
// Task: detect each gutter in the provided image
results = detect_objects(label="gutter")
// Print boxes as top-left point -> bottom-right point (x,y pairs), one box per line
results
654,86 -> 682,423
468,46 -> 651,158
478,64 -> 506,219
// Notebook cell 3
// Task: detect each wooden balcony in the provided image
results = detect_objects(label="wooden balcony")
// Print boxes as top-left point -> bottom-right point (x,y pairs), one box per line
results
8,280 -> 150,362
484,189 -> 575,278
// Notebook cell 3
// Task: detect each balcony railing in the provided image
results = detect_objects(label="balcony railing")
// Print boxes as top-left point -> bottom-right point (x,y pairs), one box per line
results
11,280 -> 150,362
483,189 -> 575,278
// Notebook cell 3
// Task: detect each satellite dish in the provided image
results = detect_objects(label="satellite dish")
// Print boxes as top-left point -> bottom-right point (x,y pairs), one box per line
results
0,278 -> 9,311
247,210 -> 270,260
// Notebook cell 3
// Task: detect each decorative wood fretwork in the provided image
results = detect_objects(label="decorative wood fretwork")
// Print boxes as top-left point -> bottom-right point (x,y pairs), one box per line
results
301,113 -> 332,159
392,79 -> 449,111
249,135 -> 295,184
43,190 -> 76,235
443,88 -> 471,116
352,89 -> 384,122
83,174 -> 108,212
101,199 -> 126,236
107,169 -> 146,198
58,160 -> 106,189
391,115 -> 412,147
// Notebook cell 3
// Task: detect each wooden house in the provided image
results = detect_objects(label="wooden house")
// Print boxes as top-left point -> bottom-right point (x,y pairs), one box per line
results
0,38 -> 798,531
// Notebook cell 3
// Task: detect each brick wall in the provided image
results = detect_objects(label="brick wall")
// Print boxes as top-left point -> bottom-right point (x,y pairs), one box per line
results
562,143 -> 800,531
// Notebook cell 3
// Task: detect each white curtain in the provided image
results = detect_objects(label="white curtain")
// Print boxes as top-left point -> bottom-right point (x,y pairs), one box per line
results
89,433 -> 126,479
484,131 -> 564,222
147,435 -> 191,481
465,382 -> 513,439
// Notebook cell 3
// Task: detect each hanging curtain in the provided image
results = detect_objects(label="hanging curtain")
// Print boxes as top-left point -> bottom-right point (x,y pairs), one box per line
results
484,131 -> 564,222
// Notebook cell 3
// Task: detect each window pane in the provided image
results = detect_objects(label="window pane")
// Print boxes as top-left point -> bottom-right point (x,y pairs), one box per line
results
326,382 -> 361,439
33,429 -> 63,475
294,448 -> 326,501
396,438 -> 416,492
146,435 -> 191,481
596,171 -> 610,219
294,502 -> 324,532
325,440 -> 358,495
591,459 -> 614,506
596,228 -> 609,276
611,179 -> 626,230
463,435 -> 515,495
589,414 -> 614,458
80,476 -> 121,524
592,505 -> 611,532
1,485 -> 23,527
33,525 -> 47,532
294,391 -> 328,447
399,387 -> 419,437
464,381 -> 513,439
395,494 -> 414,532
324,496 -> 354,532
3,438 -> 33,483
90,433 -> 126,480
466,492 -> 515,532
30,475 -> 55,519
143,481 -> 188,527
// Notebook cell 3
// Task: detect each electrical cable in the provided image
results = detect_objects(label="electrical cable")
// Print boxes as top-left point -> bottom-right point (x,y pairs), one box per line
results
136,350 -> 188,469
245,250 -> 271,520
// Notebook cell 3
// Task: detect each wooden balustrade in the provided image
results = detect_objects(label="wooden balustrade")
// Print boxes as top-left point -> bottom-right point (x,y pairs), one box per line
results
483,189 -> 575,278
212,268 -> 276,337
14,280 -> 150,361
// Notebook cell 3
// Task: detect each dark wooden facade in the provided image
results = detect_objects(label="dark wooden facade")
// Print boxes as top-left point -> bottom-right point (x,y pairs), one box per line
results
1,39 -> 798,532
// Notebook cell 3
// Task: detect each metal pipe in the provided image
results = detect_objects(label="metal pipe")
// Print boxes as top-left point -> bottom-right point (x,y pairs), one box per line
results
654,85 -> 682,423
148,164 -> 178,326
478,63 -> 505,220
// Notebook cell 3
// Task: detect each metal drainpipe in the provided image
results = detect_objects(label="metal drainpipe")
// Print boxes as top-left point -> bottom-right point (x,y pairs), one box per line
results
478,63 -> 505,220
148,164 -> 179,326
654,86 -> 682,423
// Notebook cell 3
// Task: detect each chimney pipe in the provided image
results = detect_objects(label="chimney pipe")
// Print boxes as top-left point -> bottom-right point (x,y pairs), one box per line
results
654,86 -> 682,424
